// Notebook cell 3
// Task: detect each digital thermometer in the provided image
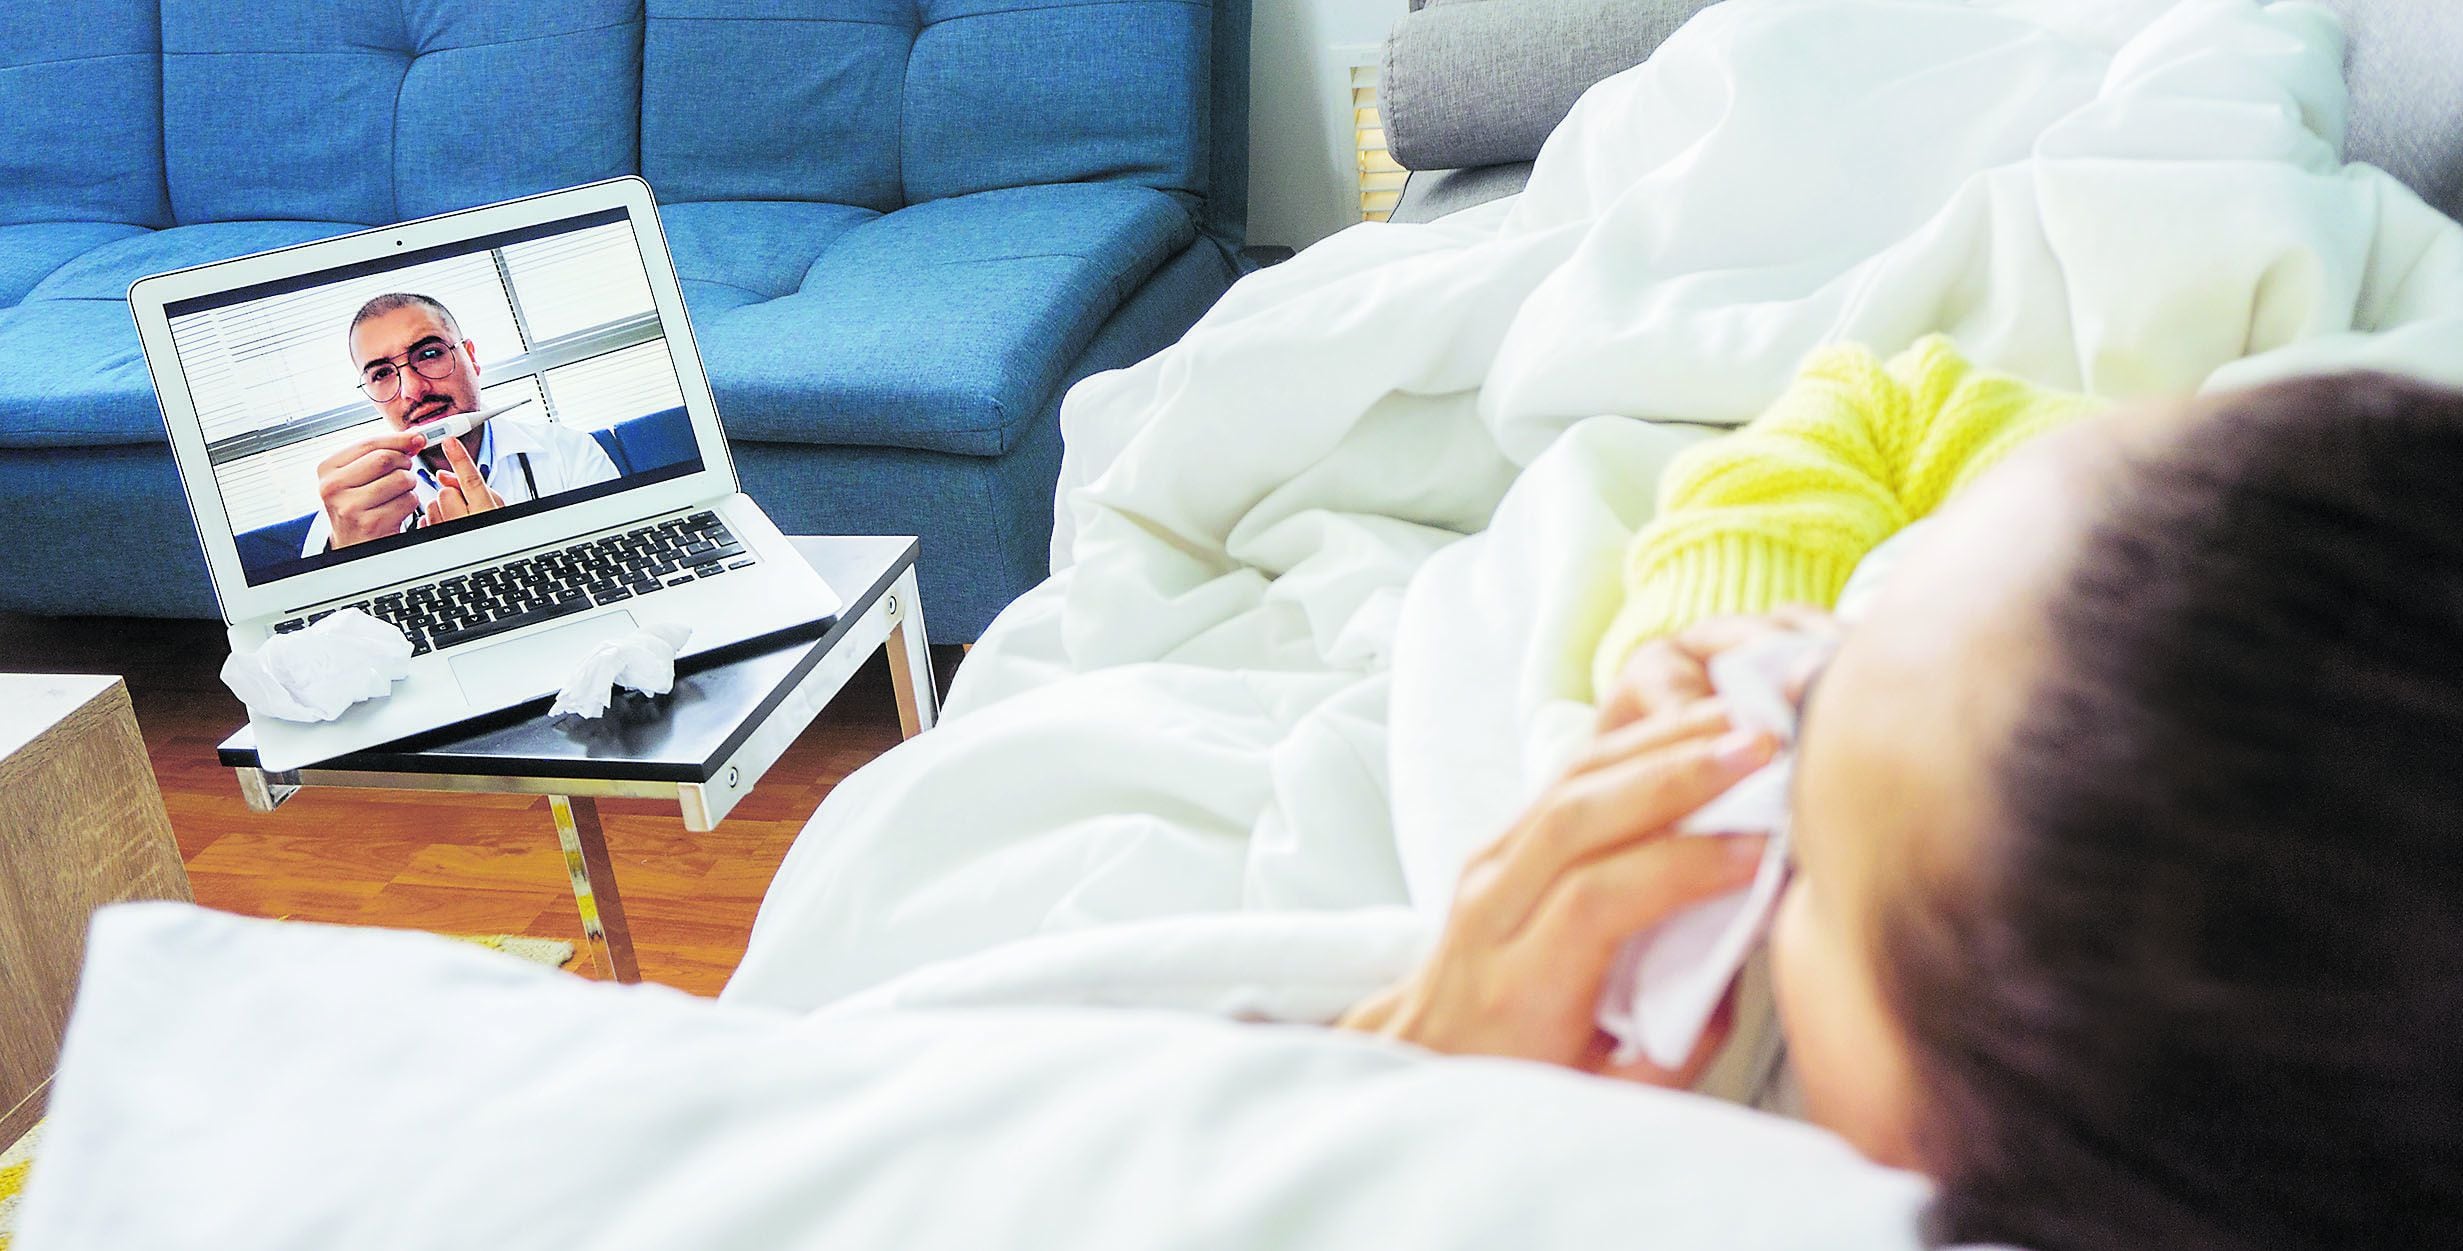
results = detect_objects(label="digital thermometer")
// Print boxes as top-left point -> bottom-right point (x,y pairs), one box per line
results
408,398 -> 533,447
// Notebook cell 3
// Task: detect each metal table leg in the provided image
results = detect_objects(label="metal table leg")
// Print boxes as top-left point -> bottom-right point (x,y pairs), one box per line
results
884,566 -> 939,738
549,795 -> 639,984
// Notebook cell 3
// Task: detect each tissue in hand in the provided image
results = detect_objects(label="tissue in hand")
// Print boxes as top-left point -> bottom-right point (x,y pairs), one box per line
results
548,623 -> 693,718
220,609 -> 413,723
1593,631 -> 1824,1069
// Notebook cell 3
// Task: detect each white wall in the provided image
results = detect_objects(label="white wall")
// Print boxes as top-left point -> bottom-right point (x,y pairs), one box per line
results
1247,0 -> 1411,250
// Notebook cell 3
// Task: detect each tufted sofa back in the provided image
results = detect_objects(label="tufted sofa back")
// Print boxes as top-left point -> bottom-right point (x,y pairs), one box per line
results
2,0 -> 1245,238
158,0 -> 644,226
0,0 -> 173,228
641,0 -> 1236,224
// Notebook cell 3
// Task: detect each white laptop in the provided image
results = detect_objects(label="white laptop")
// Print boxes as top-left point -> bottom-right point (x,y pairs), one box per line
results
130,177 -> 842,773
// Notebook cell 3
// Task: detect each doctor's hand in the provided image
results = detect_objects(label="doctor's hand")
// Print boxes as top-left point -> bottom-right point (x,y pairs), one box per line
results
424,433 -> 505,525
316,430 -> 428,548
1336,699 -> 1772,1086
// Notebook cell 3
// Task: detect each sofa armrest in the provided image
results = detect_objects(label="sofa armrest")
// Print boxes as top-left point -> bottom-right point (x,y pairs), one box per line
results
2318,0 -> 2463,222
1389,163 -> 1534,224
1381,0 -> 1719,172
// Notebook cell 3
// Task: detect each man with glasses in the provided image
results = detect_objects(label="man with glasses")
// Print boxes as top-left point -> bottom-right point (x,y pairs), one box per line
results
303,292 -> 620,553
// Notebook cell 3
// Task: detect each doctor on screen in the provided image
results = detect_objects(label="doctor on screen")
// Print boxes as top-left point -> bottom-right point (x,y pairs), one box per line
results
303,292 -> 621,554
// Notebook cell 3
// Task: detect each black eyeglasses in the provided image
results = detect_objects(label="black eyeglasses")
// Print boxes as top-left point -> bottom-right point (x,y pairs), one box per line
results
360,337 -> 460,402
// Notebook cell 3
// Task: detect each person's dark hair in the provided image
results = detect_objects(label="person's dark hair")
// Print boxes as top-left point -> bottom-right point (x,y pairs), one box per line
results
1882,372 -> 2463,1251
347,292 -> 458,356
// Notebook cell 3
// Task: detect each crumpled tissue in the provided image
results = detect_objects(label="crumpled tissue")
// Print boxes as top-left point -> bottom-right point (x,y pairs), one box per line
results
221,609 -> 413,722
548,623 -> 693,718
1594,629 -> 1832,1069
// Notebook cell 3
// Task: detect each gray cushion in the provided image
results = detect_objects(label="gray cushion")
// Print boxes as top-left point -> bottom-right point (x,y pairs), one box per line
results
1380,0 -> 1718,171
2321,0 -> 2463,221
1390,163 -> 1535,224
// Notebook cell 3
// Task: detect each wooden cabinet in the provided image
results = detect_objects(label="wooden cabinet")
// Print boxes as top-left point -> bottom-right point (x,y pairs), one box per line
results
0,675 -> 190,1146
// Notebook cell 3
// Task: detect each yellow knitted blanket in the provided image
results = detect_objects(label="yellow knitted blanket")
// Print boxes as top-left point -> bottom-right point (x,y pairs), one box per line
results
1592,336 -> 2102,697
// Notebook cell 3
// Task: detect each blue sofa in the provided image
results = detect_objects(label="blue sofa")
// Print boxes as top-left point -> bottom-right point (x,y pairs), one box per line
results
0,0 -> 1249,640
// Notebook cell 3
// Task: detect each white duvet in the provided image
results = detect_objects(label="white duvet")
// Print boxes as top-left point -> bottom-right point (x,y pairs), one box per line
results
724,0 -> 2463,1025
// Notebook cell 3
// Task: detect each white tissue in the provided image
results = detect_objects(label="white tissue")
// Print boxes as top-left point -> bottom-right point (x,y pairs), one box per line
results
220,609 -> 414,723
548,623 -> 693,718
1594,631 -> 1827,1069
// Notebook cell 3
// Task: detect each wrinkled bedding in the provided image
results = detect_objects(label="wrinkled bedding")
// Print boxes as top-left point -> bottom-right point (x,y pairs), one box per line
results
724,0 -> 2463,1021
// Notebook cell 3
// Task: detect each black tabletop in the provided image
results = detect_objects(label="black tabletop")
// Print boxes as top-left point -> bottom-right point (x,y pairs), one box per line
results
218,536 -> 917,783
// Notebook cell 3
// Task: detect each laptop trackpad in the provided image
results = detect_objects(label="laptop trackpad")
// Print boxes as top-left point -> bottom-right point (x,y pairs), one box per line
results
448,610 -> 639,703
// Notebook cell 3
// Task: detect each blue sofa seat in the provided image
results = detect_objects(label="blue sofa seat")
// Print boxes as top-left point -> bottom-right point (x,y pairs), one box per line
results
0,221 -> 362,448
0,0 -> 1251,640
0,224 -> 152,305
677,184 -> 1195,456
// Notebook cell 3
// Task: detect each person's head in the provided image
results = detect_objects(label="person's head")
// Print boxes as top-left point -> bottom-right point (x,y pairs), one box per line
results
1772,372 -> 2463,1249
348,293 -> 480,431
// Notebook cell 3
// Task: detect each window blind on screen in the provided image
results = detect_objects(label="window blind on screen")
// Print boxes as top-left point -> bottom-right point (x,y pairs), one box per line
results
210,418 -> 392,537
169,256 -> 519,445
500,224 -> 656,343
543,342 -> 688,431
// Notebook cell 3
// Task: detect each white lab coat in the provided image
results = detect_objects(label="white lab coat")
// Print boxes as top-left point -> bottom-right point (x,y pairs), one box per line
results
300,415 -> 622,556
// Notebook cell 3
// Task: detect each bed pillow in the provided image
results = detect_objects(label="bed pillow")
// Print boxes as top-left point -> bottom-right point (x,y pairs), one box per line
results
17,904 -> 1935,1250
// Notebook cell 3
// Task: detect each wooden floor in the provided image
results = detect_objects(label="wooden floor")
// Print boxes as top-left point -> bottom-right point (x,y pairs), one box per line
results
0,613 -> 941,996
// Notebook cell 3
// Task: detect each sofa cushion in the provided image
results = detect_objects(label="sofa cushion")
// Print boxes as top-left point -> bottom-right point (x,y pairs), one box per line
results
643,0 -> 910,212
0,222 -> 359,450
0,302 -> 160,450
902,0 -> 1209,210
694,183 -> 1195,457
643,0 -> 1227,227
159,0 -> 642,226
0,0 -> 172,229
23,220 -> 360,303
659,200 -> 881,319
0,224 -> 151,307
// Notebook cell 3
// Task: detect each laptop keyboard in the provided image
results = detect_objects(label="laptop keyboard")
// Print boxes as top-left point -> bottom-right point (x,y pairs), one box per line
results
273,510 -> 758,657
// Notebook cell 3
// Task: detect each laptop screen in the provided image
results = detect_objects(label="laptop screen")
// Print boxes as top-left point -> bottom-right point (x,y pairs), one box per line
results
163,207 -> 708,588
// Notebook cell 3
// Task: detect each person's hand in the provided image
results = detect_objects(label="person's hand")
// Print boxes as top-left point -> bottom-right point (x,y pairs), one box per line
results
315,430 -> 428,548
1338,700 -> 1774,1085
1595,608 -> 1838,734
424,433 -> 505,525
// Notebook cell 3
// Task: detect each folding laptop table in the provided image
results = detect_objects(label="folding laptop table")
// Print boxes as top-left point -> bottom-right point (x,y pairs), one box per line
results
218,535 -> 936,984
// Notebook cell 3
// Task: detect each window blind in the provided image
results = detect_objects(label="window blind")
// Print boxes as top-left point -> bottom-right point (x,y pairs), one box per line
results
167,256 -> 519,446
500,224 -> 658,344
1353,61 -> 1403,223
543,341 -> 688,432
207,417 -> 389,537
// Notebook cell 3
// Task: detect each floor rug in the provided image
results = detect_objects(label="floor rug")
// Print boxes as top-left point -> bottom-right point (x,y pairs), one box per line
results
0,931 -> 574,1249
